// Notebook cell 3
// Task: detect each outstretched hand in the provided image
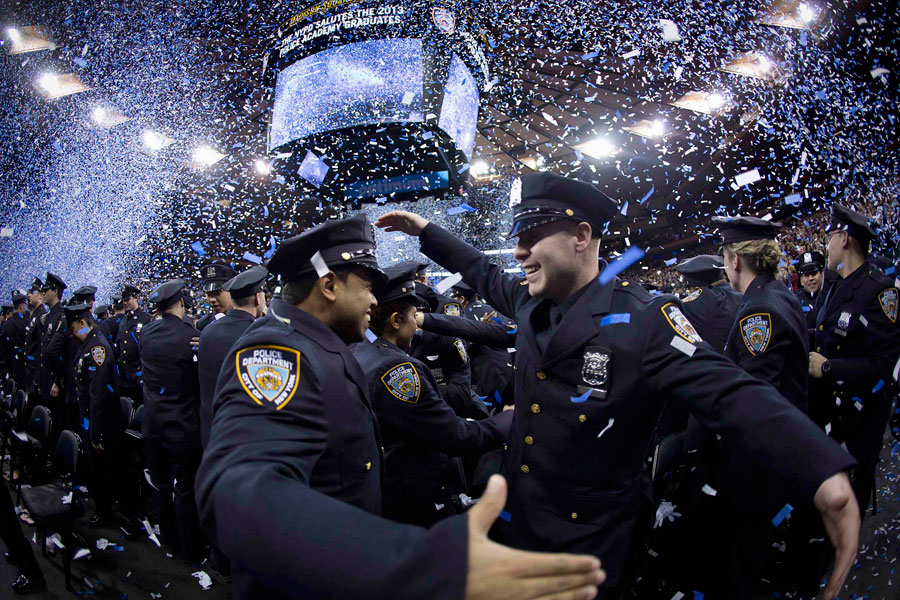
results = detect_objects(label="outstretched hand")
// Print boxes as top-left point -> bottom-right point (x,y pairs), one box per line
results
466,475 -> 605,600
375,211 -> 430,236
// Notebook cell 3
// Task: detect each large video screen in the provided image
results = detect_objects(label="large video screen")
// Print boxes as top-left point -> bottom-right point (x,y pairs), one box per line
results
438,53 -> 479,160
270,38 -> 425,150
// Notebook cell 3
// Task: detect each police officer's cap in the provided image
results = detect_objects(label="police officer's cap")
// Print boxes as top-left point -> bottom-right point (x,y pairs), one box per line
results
111,293 -> 123,304
267,213 -> 386,283
675,255 -> 726,286
199,261 -> 238,293
121,284 -> 141,300
12,291 -> 27,305
43,272 -> 67,292
94,303 -> 110,316
414,281 -> 439,313
828,204 -> 876,244
393,260 -> 429,279
377,263 -> 423,305
181,290 -> 194,310
223,266 -> 269,299
508,172 -> 618,238
63,303 -> 92,326
72,285 -> 97,303
797,251 -> 826,275
149,279 -> 186,310
0,303 -> 12,313
29,277 -> 43,293
451,281 -> 476,300
712,216 -> 781,245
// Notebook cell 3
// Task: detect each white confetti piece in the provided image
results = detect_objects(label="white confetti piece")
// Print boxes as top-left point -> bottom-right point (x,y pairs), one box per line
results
596,418 -> 615,438
434,272 -> 463,295
734,168 -> 762,187
310,251 -> 329,278
659,20 -> 682,42
701,484 -> 717,496
0,227 -> 13,237
192,571 -> 213,589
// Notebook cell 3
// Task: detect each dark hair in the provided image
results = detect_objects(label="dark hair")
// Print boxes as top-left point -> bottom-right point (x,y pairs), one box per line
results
281,266 -> 352,306
233,294 -> 258,308
369,300 -> 415,336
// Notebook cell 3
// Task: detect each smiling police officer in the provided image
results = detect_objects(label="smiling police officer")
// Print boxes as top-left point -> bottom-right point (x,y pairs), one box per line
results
378,172 -> 860,600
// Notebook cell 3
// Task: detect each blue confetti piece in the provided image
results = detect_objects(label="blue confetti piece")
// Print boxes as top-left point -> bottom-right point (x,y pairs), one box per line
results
693,593 -> 704,600
499,510 -> 512,522
243,251 -> 262,264
885,266 -> 895,275
802,306 -> 810,312
891,442 -> 899,457
600,313 -> 631,326
365,329 -> 377,342
620,200 -> 629,216
599,247 -> 645,285
639,186 -> 654,204
581,51 -> 599,60
107,384 -> 114,392
570,389 -> 592,403
772,503 -> 793,526
82,418 -> 89,431
191,241 -> 206,256
88,366 -> 96,371
784,194 -> 802,206
664,258 -> 678,266
872,379 -> 885,393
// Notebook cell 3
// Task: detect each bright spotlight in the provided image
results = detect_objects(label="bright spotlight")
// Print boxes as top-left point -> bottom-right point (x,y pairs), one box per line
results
580,137 -> 617,159
193,145 -> 225,167
470,160 -> 490,177
38,73 -> 59,93
757,55 -> 772,73
798,3 -> 815,23
92,107 -> 107,124
651,120 -> 665,137
253,159 -> 271,176
7,28 -> 20,42
142,130 -> 166,151
706,93 -> 725,110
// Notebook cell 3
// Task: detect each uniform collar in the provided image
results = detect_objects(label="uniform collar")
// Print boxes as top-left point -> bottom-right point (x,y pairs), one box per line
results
742,272 -> 775,300
225,308 -> 256,321
373,337 -> 403,354
267,298 -> 349,353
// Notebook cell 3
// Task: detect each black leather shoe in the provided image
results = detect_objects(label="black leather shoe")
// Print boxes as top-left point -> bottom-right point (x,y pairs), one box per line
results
12,571 -> 44,594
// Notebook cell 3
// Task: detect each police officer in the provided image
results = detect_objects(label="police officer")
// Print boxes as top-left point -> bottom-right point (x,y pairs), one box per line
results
795,250 -> 831,331
22,278 -> 46,393
115,284 -> 152,405
103,294 -> 124,343
353,263 -> 511,526
140,279 -> 204,562
66,303 -> 125,526
1,293 -> 29,389
198,266 -> 268,449
36,273 -> 68,421
809,204 -> 900,514
403,262 -> 488,420
72,285 -> 109,340
699,216 -> 816,597
377,172 -> 860,600
195,261 -> 237,331
196,213 -> 605,599
93,303 -> 110,321
674,254 -> 741,354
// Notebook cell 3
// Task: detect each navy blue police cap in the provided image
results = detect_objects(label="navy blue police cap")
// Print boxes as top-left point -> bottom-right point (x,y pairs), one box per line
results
675,255 -> 727,286
181,290 -> 194,310
267,213 -> 386,284
29,277 -> 43,293
797,251 -> 826,274
199,261 -> 238,293
828,204 -> 876,245
377,263 -> 424,305
223,266 -> 269,299
72,285 -> 97,303
63,303 -> 92,327
93,303 -> 110,316
450,280 -> 476,300
43,272 -> 67,292
121,284 -> 141,300
12,291 -> 27,305
393,260 -> 429,279
1,303 -> 12,314
149,279 -> 186,310
508,172 -> 619,238
712,216 -> 781,245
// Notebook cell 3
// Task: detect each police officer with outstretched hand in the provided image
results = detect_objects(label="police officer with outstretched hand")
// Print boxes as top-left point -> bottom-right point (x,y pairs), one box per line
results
377,172 -> 860,600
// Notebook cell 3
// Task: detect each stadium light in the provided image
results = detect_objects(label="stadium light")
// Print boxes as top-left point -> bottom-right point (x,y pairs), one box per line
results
142,129 -> 174,152
253,158 -> 271,176
470,160 -> 489,177
578,137 -> 617,160
192,145 -> 225,167
7,27 -> 20,42
92,107 -> 107,124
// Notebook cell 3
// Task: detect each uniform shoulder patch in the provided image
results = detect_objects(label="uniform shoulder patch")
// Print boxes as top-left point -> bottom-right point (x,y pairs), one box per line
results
661,303 -> 703,343
683,289 -> 702,303
443,302 -> 461,316
91,346 -> 106,366
739,313 -> 772,355
381,362 -> 421,404
235,345 -> 301,410
453,339 -> 468,363
878,288 -> 897,323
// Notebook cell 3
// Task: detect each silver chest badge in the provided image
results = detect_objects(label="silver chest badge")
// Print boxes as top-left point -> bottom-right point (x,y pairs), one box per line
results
838,311 -> 851,330
582,350 -> 610,387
